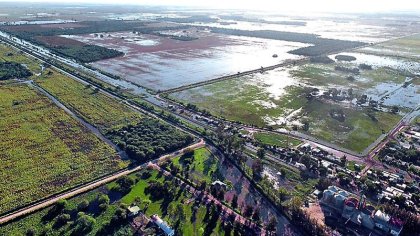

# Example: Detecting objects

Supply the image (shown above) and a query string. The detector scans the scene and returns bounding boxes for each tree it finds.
[252,207,261,222]
[318,166,328,177]
[252,159,263,180]
[266,216,277,234]
[57,213,71,224]
[231,194,238,209]
[77,200,90,212]
[75,212,96,233]
[25,228,36,236]
[257,148,266,159]
[55,199,68,212]
[341,155,347,166]
[278,187,289,201]
[98,195,110,212]
[244,205,253,218]
[116,176,135,193]
[98,194,110,205]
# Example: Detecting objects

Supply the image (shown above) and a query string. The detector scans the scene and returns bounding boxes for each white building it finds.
[151,214,175,236]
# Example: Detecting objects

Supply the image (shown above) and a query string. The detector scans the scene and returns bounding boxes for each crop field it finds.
[0,169,229,236]
[0,84,126,214]
[63,29,307,91]
[35,69,142,131]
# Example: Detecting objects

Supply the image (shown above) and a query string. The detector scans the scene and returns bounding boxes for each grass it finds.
[0,169,228,235]
[171,147,220,185]
[357,33,420,60]
[35,69,142,131]
[171,74,308,127]
[346,161,366,172]
[0,84,126,214]
[304,100,401,152]
[0,43,42,75]
[254,132,302,148]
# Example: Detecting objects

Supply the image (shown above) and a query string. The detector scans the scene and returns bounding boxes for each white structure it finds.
[151,214,175,236]
[374,210,390,231]
[127,205,140,216]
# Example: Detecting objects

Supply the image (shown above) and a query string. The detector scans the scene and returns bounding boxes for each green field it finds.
[0,43,42,75]
[35,69,142,131]
[357,33,420,60]
[0,169,228,236]
[171,148,221,185]
[171,74,308,127]
[303,100,401,152]
[253,132,302,148]
[0,84,126,214]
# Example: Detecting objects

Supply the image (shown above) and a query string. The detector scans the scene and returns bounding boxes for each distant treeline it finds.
[159,15,218,23]
[0,62,32,80]
[218,15,307,26]
[53,45,124,63]
[0,21,147,40]
[209,28,366,56]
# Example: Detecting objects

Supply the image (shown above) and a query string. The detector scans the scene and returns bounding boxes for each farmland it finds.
[0,84,126,214]
[35,69,142,131]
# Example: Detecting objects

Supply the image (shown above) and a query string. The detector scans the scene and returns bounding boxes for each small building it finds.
[389,217,404,236]
[211,180,227,190]
[374,210,391,232]
[128,205,140,217]
[151,214,175,236]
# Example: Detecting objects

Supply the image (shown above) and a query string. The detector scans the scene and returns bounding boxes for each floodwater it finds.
[331,52,420,75]
[66,31,308,91]
[366,82,420,109]
[189,18,393,43]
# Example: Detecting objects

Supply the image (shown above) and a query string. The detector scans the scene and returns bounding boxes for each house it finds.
[389,217,404,236]
[128,205,140,217]
[151,214,175,236]
[211,180,227,192]
[374,210,390,232]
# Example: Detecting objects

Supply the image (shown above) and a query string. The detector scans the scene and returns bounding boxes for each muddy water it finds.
[70,32,308,91]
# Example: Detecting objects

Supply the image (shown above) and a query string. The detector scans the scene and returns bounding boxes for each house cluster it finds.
[192,114,219,126]
[321,186,403,236]
[366,170,419,213]
[128,205,175,236]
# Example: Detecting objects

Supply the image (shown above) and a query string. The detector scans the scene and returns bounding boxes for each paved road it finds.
[0,139,205,226]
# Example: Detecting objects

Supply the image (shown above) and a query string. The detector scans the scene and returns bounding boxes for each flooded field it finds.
[188,15,420,43]
[63,29,308,90]
[171,34,419,152]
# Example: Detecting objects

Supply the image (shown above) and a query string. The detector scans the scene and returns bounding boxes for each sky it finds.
[4,0,420,13]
